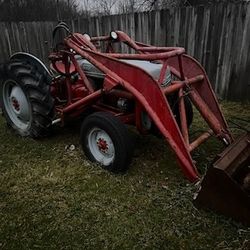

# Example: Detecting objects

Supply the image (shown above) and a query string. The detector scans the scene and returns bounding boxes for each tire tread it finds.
[0,59,54,138]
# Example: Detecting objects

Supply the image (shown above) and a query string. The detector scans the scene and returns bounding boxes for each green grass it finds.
[0,102,249,250]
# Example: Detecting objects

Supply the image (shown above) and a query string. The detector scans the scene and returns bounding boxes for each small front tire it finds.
[80,112,133,173]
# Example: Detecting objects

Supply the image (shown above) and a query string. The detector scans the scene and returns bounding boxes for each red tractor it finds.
[0,23,249,224]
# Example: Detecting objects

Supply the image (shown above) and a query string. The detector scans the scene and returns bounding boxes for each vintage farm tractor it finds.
[0,23,249,225]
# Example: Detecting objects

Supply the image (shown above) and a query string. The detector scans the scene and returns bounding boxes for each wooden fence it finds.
[0,2,249,100]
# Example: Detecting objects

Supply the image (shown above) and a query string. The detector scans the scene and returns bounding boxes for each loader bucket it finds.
[194,132,250,226]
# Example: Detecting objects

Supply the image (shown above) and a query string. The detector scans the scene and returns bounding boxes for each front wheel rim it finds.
[87,127,115,166]
[2,80,31,131]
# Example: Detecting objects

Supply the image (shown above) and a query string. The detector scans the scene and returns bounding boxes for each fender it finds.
[10,52,53,82]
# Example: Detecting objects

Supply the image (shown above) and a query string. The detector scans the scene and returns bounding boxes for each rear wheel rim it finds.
[2,80,31,131]
[87,127,115,166]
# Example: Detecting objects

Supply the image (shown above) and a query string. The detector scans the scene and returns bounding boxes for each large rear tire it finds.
[0,59,54,138]
[150,96,193,137]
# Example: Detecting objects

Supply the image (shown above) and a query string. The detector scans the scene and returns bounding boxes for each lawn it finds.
[0,102,249,250]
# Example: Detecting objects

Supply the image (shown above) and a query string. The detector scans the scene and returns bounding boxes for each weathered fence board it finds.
[0,3,249,100]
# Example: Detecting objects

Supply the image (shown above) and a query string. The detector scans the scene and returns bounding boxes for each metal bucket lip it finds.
[194,132,250,226]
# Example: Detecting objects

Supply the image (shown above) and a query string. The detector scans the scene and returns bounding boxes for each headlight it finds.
[110,31,118,40]
[83,33,91,41]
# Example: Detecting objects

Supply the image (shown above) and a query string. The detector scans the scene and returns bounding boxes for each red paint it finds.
[48,30,233,182]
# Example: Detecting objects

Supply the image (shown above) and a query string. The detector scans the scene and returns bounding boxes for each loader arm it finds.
[167,55,233,143]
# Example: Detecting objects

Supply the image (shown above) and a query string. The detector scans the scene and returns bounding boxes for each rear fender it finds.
[10,52,52,82]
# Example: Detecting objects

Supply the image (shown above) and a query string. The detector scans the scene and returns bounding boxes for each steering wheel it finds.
[52,22,71,52]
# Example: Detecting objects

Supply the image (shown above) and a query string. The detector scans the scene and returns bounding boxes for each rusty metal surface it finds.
[194,132,250,226]
[189,130,213,152]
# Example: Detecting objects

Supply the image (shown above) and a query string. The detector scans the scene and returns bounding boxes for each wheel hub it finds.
[9,86,30,121]
[87,128,115,166]
[97,138,109,152]
[2,80,31,131]
[11,97,20,111]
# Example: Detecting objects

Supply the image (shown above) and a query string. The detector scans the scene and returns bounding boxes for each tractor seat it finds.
[77,58,163,80]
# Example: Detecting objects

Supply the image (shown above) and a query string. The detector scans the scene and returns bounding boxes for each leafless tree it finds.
[116,0,138,14]
[1,0,245,21]
[0,0,79,21]
[135,0,184,11]
[78,0,95,16]
[94,0,119,15]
